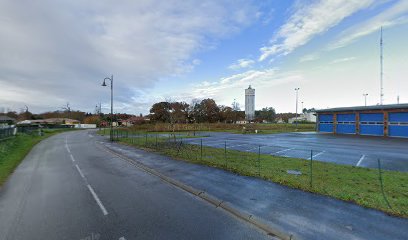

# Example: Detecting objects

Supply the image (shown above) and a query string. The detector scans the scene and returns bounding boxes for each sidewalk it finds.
[98,138,408,240]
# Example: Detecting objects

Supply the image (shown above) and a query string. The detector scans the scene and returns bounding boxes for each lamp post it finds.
[295,88,300,129]
[102,75,113,141]
[363,93,368,106]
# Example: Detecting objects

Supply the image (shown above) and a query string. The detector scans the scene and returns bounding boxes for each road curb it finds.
[98,141,295,240]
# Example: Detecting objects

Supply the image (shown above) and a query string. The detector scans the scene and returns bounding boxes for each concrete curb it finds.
[97,141,295,240]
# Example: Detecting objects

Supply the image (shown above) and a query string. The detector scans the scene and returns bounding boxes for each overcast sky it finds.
[1,0,407,114]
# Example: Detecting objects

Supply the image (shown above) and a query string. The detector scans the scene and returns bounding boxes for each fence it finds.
[101,129,408,217]
[0,127,16,140]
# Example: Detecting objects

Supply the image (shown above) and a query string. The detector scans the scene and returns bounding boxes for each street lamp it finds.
[295,88,300,129]
[363,93,368,106]
[101,75,113,141]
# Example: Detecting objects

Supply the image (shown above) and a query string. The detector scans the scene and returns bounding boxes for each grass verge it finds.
[0,129,75,186]
[109,134,408,218]
[124,122,316,134]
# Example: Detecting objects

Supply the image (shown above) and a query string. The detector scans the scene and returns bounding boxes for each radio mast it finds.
[380,26,384,105]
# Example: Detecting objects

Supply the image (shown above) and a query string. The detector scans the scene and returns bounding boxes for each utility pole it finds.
[380,26,384,105]
[363,93,368,106]
[397,95,400,104]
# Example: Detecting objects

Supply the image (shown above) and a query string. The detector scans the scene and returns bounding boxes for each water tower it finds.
[245,85,255,121]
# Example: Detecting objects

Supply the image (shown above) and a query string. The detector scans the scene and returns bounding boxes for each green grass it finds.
[113,135,408,218]
[0,129,75,186]
[123,122,316,134]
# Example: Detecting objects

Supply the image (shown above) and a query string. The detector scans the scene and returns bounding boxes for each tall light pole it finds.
[301,101,304,113]
[295,88,300,129]
[102,75,113,141]
[363,93,368,106]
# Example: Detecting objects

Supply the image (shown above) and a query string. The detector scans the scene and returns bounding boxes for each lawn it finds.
[0,129,75,186]
[110,134,408,218]
[119,122,316,134]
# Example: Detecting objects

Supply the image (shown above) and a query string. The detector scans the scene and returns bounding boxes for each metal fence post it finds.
[200,138,203,161]
[310,150,313,188]
[145,133,147,146]
[224,141,227,169]
[156,133,158,148]
[258,145,261,177]
[378,159,392,209]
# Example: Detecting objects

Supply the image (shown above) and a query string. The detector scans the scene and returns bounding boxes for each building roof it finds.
[0,115,16,122]
[315,103,408,113]
[17,118,80,125]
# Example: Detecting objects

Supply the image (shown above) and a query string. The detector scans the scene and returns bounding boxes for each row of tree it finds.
[149,99,278,123]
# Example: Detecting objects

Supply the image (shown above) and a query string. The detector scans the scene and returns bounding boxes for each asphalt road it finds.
[0,130,272,240]
[182,132,408,171]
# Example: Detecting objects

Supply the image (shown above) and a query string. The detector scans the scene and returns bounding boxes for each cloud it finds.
[189,68,302,102]
[299,54,320,63]
[0,0,259,113]
[228,58,256,70]
[328,0,408,50]
[259,0,373,61]
[329,57,356,64]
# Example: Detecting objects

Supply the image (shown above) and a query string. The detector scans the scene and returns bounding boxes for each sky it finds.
[0,0,407,115]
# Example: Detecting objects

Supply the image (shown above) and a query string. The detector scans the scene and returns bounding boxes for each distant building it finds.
[0,116,16,127]
[245,85,255,121]
[288,112,317,123]
[17,118,80,125]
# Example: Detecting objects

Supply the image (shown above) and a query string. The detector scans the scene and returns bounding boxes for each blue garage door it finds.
[336,113,356,134]
[388,112,408,138]
[359,113,384,136]
[318,114,333,133]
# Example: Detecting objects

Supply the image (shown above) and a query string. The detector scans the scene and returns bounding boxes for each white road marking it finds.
[356,155,365,167]
[87,184,108,216]
[308,151,325,160]
[65,137,71,153]
[75,164,85,179]
[69,154,76,162]
[227,143,248,148]
[119,237,126,240]
[88,134,93,138]
[274,148,294,154]
[245,146,263,152]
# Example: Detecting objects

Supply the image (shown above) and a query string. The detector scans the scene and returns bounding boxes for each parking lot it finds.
[182,132,408,172]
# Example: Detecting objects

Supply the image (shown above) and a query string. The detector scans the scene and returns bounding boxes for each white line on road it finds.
[245,146,263,152]
[87,184,108,216]
[75,164,85,179]
[274,148,293,154]
[119,237,126,240]
[356,155,365,167]
[227,143,248,149]
[69,154,75,162]
[308,151,325,160]
[65,137,71,153]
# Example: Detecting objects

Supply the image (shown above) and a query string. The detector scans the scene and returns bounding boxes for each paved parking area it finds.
[182,132,408,172]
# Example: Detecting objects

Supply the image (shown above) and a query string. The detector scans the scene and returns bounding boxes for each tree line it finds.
[148,99,278,123]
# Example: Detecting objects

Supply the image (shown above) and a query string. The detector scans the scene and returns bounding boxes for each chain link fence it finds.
[0,127,16,140]
[101,129,408,217]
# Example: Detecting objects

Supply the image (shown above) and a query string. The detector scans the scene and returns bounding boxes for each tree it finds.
[83,115,101,125]
[199,98,220,123]
[149,102,171,122]
[188,99,202,123]
[170,102,189,123]
[256,107,276,123]
[219,105,234,123]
